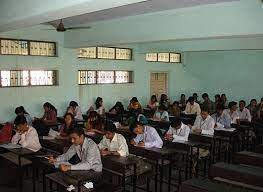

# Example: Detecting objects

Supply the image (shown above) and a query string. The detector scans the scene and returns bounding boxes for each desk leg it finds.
[32,166,36,192]
[168,159,172,192]
[133,164,137,192]
[78,181,81,192]
[43,169,46,192]
[159,159,164,192]
[196,148,199,178]
[154,161,158,192]
[190,147,193,179]
[122,172,126,192]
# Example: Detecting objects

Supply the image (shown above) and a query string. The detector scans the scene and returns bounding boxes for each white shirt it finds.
[184,102,201,115]
[134,125,163,148]
[166,123,190,142]
[98,133,129,157]
[193,115,215,136]
[153,110,169,122]
[11,126,41,152]
[237,108,252,122]
[223,109,239,124]
[74,106,83,120]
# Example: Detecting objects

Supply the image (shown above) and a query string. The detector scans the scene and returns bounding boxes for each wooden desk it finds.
[233,151,263,168]
[40,137,71,154]
[209,162,263,188]
[116,126,133,141]
[256,144,263,154]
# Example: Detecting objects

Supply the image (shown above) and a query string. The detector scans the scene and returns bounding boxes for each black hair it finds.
[95,97,103,109]
[14,115,27,126]
[193,93,198,97]
[15,106,29,115]
[173,101,179,105]
[202,93,209,98]
[151,95,158,102]
[170,117,182,128]
[250,99,257,103]
[216,104,225,111]
[43,102,57,115]
[158,104,167,111]
[228,101,237,109]
[180,94,185,98]
[131,97,138,102]
[132,121,144,130]
[188,96,194,102]
[69,101,78,107]
[201,106,210,113]
[67,127,85,136]
[239,100,246,105]
[160,94,168,102]
[109,101,124,113]
[64,113,75,120]
[88,111,98,118]
[104,121,117,133]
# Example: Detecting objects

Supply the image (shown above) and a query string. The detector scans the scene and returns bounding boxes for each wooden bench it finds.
[233,151,263,168]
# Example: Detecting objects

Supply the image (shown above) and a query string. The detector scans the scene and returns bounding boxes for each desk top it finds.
[0,152,32,166]
[102,155,138,166]
[8,147,36,156]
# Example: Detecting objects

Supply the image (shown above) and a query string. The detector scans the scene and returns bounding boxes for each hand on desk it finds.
[101,149,110,156]
[164,134,173,141]
[137,141,145,147]
[193,128,202,134]
[59,164,71,172]
[47,156,57,164]
[130,139,136,146]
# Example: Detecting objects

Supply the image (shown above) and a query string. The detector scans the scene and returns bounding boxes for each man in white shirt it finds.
[48,127,102,172]
[211,104,231,128]
[131,122,163,148]
[12,115,41,152]
[68,101,83,120]
[184,96,201,115]
[190,107,215,136]
[98,122,129,157]
[153,104,169,122]
[238,100,252,122]
[223,101,240,126]
[164,118,190,142]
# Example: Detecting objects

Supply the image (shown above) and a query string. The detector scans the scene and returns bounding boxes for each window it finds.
[146,53,158,62]
[0,38,56,57]
[78,47,132,60]
[0,70,58,87]
[146,52,181,63]
[78,70,133,85]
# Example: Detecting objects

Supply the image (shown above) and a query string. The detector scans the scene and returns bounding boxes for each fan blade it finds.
[66,26,91,30]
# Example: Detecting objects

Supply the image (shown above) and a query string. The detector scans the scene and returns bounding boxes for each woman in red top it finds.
[41,102,57,125]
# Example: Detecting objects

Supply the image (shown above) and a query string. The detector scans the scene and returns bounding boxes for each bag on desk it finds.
[0,123,13,143]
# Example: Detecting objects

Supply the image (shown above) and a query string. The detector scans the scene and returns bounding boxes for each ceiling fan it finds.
[46,19,91,32]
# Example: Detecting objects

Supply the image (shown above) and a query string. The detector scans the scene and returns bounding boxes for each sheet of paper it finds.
[0,143,21,149]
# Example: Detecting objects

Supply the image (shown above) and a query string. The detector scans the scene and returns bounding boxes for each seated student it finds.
[190,107,215,136]
[37,102,57,125]
[66,101,83,120]
[15,106,33,126]
[153,104,169,122]
[237,100,252,122]
[169,101,181,117]
[131,121,163,148]
[247,99,260,120]
[128,97,142,112]
[11,115,41,152]
[159,94,170,109]
[184,96,201,115]
[48,127,102,172]
[86,111,104,135]
[211,105,231,128]
[109,101,124,115]
[221,94,228,108]
[59,113,76,138]
[164,118,190,142]
[258,98,263,120]
[88,97,105,117]
[223,101,240,126]
[127,111,148,132]
[193,93,200,104]
[98,122,129,157]
[147,95,159,110]
[214,94,223,107]
[179,94,187,111]
[201,93,215,114]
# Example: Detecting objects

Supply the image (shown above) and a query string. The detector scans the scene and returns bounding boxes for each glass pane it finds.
[78,71,87,85]
[146,53,158,62]
[115,71,129,83]
[97,47,115,59]
[116,48,131,60]
[78,47,96,58]
[1,71,10,86]
[0,40,28,55]
[21,70,30,86]
[97,71,114,84]
[10,71,19,86]
[87,71,96,84]
[30,70,54,86]
[158,53,170,62]
[170,53,181,63]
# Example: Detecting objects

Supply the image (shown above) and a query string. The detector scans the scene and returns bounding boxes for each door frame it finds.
[149,71,169,99]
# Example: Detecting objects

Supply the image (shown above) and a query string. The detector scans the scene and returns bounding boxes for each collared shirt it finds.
[11,126,41,152]
[223,109,239,124]
[237,108,252,122]
[184,102,201,115]
[57,138,102,172]
[74,106,83,120]
[98,133,129,157]
[211,113,231,128]
[166,123,190,142]
[153,110,169,122]
[134,125,163,148]
[193,115,215,136]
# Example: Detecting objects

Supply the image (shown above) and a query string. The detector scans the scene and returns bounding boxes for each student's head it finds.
[158,104,166,112]
[180,94,186,100]
[201,107,209,120]
[221,94,227,101]
[170,118,182,130]
[88,111,98,121]
[130,97,138,103]
[95,97,103,109]
[215,94,221,102]
[64,113,74,125]
[104,122,117,140]
[228,101,237,112]
[151,95,157,102]
[15,106,28,115]
[250,99,257,107]
[68,127,85,145]
[160,94,168,102]
[172,101,179,107]
[239,100,246,110]
[115,101,123,109]
[133,122,145,135]
[14,115,29,134]
[188,96,195,105]
[202,93,209,101]
[43,102,57,115]
[69,101,78,111]
[216,105,224,115]
[193,93,198,100]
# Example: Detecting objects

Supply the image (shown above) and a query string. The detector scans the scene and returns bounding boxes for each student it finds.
[190,107,215,136]
[98,122,129,157]
[147,95,159,110]
[159,94,170,109]
[11,115,41,152]
[59,113,76,138]
[193,93,200,104]
[258,98,263,120]
[88,97,105,117]
[211,105,231,128]
[86,111,104,135]
[201,93,215,114]
[128,97,142,112]
[67,101,83,120]
[247,99,260,120]
[131,121,163,148]
[221,94,228,108]
[164,118,190,142]
[223,101,240,126]
[179,94,187,111]
[169,101,181,117]
[15,106,33,126]
[214,94,223,107]
[48,127,102,172]
[127,110,148,132]
[237,100,252,122]
[184,96,201,115]
[109,101,125,115]
[39,102,57,125]
[153,104,169,122]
